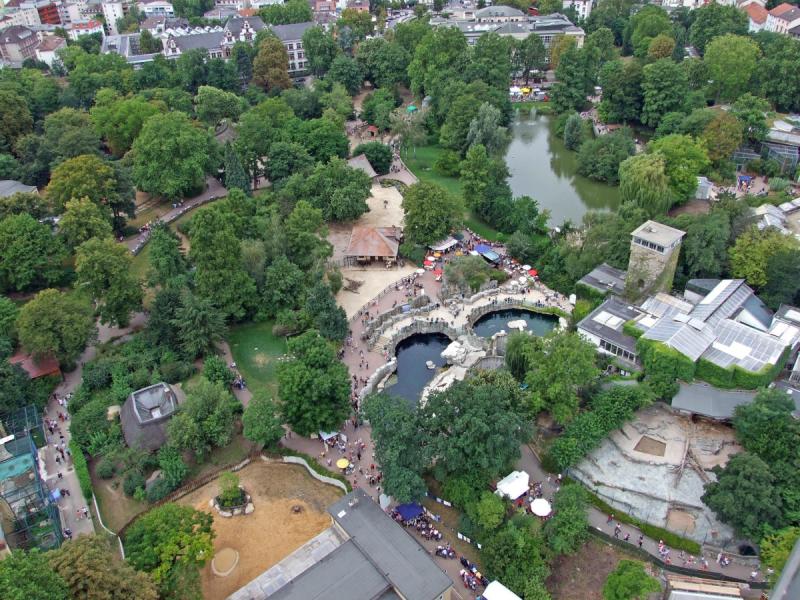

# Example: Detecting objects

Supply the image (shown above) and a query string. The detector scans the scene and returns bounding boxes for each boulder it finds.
[245,503,255,515]
[219,510,232,518]
[441,341,466,365]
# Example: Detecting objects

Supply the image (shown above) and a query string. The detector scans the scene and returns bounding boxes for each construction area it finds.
[570,403,740,544]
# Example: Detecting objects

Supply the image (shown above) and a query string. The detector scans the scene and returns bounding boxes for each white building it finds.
[137,0,174,17]
[562,0,592,20]
[35,32,66,66]
[744,2,768,32]
[101,0,125,35]
[766,2,800,33]
[67,18,104,38]
[0,5,41,27]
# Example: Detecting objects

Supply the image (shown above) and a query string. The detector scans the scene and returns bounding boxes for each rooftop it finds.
[475,5,524,17]
[131,383,177,423]
[8,352,60,379]
[345,226,401,259]
[120,383,180,451]
[577,296,642,355]
[670,381,756,420]
[577,262,626,296]
[0,180,36,198]
[270,21,314,42]
[630,220,685,246]
[328,489,452,600]
[745,2,768,23]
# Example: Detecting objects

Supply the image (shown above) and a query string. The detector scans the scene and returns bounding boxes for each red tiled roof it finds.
[9,352,61,379]
[769,2,795,16]
[746,3,768,23]
[345,226,401,258]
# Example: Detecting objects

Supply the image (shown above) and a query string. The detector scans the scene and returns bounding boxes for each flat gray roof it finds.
[578,263,626,296]
[670,381,756,420]
[269,540,391,600]
[577,296,642,355]
[328,489,452,600]
[630,220,685,246]
[0,180,36,197]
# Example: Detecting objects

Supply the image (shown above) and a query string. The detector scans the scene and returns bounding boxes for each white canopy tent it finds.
[483,581,523,600]
[429,237,459,252]
[495,470,530,500]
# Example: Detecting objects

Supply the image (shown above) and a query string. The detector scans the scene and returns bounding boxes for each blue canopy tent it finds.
[395,502,424,521]
[474,243,491,254]
[738,175,752,184]
[475,243,501,264]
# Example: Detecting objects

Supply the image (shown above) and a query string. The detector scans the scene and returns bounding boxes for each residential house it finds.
[136,0,174,17]
[562,0,592,20]
[67,18,103,38]
[577,295,643,369]
[0,24,39,61]
[345,0,369,12]
[744,1,768,31]
[766,2,800,33]
[0,0,42,27]
[34,31,65,65]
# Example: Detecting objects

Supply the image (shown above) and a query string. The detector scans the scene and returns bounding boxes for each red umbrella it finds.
[423,260,433,267]
[433,268,443,276]
[528,269,538,276]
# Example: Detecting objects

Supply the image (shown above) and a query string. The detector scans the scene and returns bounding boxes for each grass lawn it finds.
[401,145,506,242]
[227,321,287,394]
[189,433,254,480]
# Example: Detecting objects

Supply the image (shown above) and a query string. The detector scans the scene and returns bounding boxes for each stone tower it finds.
[625,220,685,300]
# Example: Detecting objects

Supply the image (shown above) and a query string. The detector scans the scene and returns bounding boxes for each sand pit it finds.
[666,509,696,534]
[633,436,666,457]
[336,265,418,318]
[178,462,343,600]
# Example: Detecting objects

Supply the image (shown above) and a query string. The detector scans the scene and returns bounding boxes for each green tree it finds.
[733,388,800,466]
[523,579,553,600]
[680,210,731,280]
[512,34,546,84]
[0,549,68,600]
[704,34,760,102]
[236,97,294,187]
[58,197,113,249]
[292,117,349,162]
[761,527,800,584]
[649,134,710,202]
[259,0,312,24]
[356,37,410,88]
[628,5,672,58]
[647,34,675,60]
[641,59,688,128]
[598,60,643,124]
[482,523,550,597]
[519,330,600,424]
[202,354,234,386]
[444,255,498,294]
[544,484,589,554]
[467,102,509,155]
[46,154,124,216]
[360,87,396,131]
[688,2,748,55]
[468,32,512,91]
[0,213,67,291]
[304,278,348,341]
[0,89,33,153]
[702,453,784,540]
[49,535,159,600]
[549,35,577,70]
[408,27,468,98]
[731,93,770,145]
[619,152,673,216]
[147,223,186,287]
[194,85,241,125]
[124,503,214,599]
[277,330,351,436]
[473,491,506,531]
[75,237,143,327]
[729,226,798,288]
[252,36,292,92]
[762,248,800,309]
[90,93,163,157]
[563,113,584,151]
[158,445,189,488]
[287,156,371,222]
[302,26,338,76]
[352,141,392,175]
[132,112,216,200]
[339,8,374,40]
[576,129,635,184]
[284,200,333,270]
[402,181,463,246]
[0,294,17,340]
[326,55,364,95]
[602,560,660,600]
[189,206,257,320]
[223,142,250,193]
[701,112,743,164]
[243,389,284,448]
[265,141,313,183]
[170,292,227,358]
[167,378,239,458]
[754,32,800,113]
[17,289,95,364]
[550,45,588,114]
[42,107,102,164]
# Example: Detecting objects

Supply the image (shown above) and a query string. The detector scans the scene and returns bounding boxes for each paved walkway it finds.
[40,312,148,541]
[125,176,228,254]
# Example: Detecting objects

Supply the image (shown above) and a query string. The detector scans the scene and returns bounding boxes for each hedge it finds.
[622,320,643,339]
[575,282,607,305]
[636,338,695,399]
[70,439,93,500]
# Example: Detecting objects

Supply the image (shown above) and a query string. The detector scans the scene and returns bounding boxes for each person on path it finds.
[638,535,643,549]
[614,523,621,538]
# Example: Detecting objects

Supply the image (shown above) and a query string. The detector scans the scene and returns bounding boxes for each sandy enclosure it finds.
[177,462,343,600]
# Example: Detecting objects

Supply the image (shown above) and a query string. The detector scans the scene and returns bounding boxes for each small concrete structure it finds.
[120,382,179,452]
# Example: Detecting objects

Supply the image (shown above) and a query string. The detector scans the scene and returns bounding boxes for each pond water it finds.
[385,333,450,406]
[472,308,558,338]
[504,112,621,226]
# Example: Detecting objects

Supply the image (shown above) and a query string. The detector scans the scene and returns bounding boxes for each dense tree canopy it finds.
[402,181,463,246]
[17,289,95,364]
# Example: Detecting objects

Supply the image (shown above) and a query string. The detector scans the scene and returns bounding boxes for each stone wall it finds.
[279,455,349,493]
[383,320,461,356]
[358,358,398,402]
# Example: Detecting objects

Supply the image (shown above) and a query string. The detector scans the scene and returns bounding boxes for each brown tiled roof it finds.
[37,35,66,52]
[9,352,61,379]
[345,226,401,258]
[770,2,795,16]
[746,3,768,23]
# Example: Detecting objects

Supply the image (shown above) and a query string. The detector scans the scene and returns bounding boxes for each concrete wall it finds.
[280,455,348,493]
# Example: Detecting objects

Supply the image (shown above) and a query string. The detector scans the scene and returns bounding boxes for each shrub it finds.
[399,241,426,265]
[158,446,188,488]
[145,478,174,503]
[217,472,244,507]
[70,440,93,499]
[95,458,115,479]
[159,360,194,383]
[203,354,234,386]
[434,150,462,176]
[123,471,146,497]
[352,141,393,175]
[636,338,695,399]
[70,398,113,452]
[82,360,114,391]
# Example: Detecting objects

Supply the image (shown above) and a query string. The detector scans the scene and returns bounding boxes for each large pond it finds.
[472,308,558,338]
[504,112,621,226]
[384,333,450,406]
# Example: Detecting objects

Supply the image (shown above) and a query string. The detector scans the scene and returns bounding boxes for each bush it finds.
[123,471,146,497]
[70,440,93,499]
[203,355,233,386]
[81,360,114,391]
[70,398,113,452]
[145,478,174,503]
[433,150,462,176]
[158,446,188,488]
[159,360,194,383]
[95,458,115,479]
[636,338,695,399]
[218,471,244,507]
[399,241,426,265]
[770,177,790,193]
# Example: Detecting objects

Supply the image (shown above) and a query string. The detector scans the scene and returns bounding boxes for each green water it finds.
[505,113,621,226]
